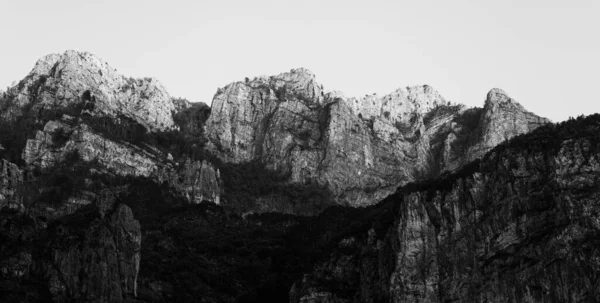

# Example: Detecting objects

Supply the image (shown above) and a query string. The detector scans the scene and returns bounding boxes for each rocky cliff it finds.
[19,115,222,213]
[206,69,549,207]
[0,159,22,209]
[1,50,177,132]
[0,203,141,303]
[0,52,549,211]
[1,50,597,303]
[290,114,600,303]
[0,51,222,214]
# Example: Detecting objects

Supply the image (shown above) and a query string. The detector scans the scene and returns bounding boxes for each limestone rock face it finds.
[2,50,177,132]
[43,204,142,303]
[22,117,223,208]
[205,70,549,207]
[477,88,550,151]
[0,204,142,303]
[290,116,600,302]
[0,159,22,209]
[422,89,551,173]
[347,84,446,122]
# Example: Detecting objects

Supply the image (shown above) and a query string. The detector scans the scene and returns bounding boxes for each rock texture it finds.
[206,69,549,206]
[21,116,223,207]
[0,203,142,303]
[1,52,550,210]
[43,204,141,303]
[290,115,600,302]
[1,50,177,132]
[0,159,22,209]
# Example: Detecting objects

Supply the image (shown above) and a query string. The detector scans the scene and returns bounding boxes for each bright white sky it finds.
[1,0,598,122]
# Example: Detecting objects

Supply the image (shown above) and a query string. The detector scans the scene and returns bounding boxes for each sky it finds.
[0,0,598,122]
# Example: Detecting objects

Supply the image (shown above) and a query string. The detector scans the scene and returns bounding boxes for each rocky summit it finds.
[206,68,549,207]
[2,50,177,132]
[1,50,597,303]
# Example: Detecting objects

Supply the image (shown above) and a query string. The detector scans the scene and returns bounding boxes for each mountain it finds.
[206,68,549,209]
[290,114,600,302]
[2,50,588,303]
[1,51,549,216]
[0,50,223,218]
[1,50,176,131]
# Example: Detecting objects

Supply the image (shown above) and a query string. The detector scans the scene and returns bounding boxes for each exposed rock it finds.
[290,115,600,302]
[476,88,550,151]
[0,203,142,303]
[0,159,22,209]
[21,117,222,208]
[1,50,177,132]
[170,158,223,204]
[42,204,141,303]
[205,70,549,207]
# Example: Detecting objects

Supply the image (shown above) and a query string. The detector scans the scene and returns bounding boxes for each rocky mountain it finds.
[2,50,590,303]
[290,114,600,302]
[0,159,22,209]
[1,51,548,215]
[0,50,223,218]
[0,201,141,302]
[1,50,177,132]
[206,69,549,207]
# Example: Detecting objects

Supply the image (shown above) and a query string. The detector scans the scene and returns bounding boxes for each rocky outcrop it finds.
[0,159,22,209]
[42,204,141,303]
[0,203,141,303]
[22,116,223,207]
[290,115,600,302]
[22,116,164,176]
[170,158,223,204]
[206,69,549,207]
[1,52,550,210]
[1,50,177,132]
[477,88,550,150]
[423,89,551,173]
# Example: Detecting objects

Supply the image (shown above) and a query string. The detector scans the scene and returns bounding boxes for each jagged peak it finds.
[25,50,171,91]
[32,50,108,74]
[31,53,61,76]
[216,67,324,105]
[4,50,178,132]
[287,67,315,78]
[486,88,512,104]
[385,84,448,113]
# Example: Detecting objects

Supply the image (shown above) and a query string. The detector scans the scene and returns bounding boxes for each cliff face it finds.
[206,69,549,206]
[0,51,222,213]
[0,159,22,209]
[1,52,549,210]
[20,116,222,211]
[0,203,141,303]
[290,115,600,302]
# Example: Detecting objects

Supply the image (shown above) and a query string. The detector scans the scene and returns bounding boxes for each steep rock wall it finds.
[0,203,142,303]
[206,69,549,207]
[0,159,22,209]
[22,117,223,208]
[291,116,600,302]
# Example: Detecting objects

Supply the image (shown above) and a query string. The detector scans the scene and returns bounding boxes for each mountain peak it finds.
[405,84,447,112]
[31,53,61,76]
[6,50,177,132]
[288,67,315,77]
[486,88,516,106]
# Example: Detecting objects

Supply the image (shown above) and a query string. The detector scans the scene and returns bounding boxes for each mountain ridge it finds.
[0,50,550,212]
[1,50,598,303]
